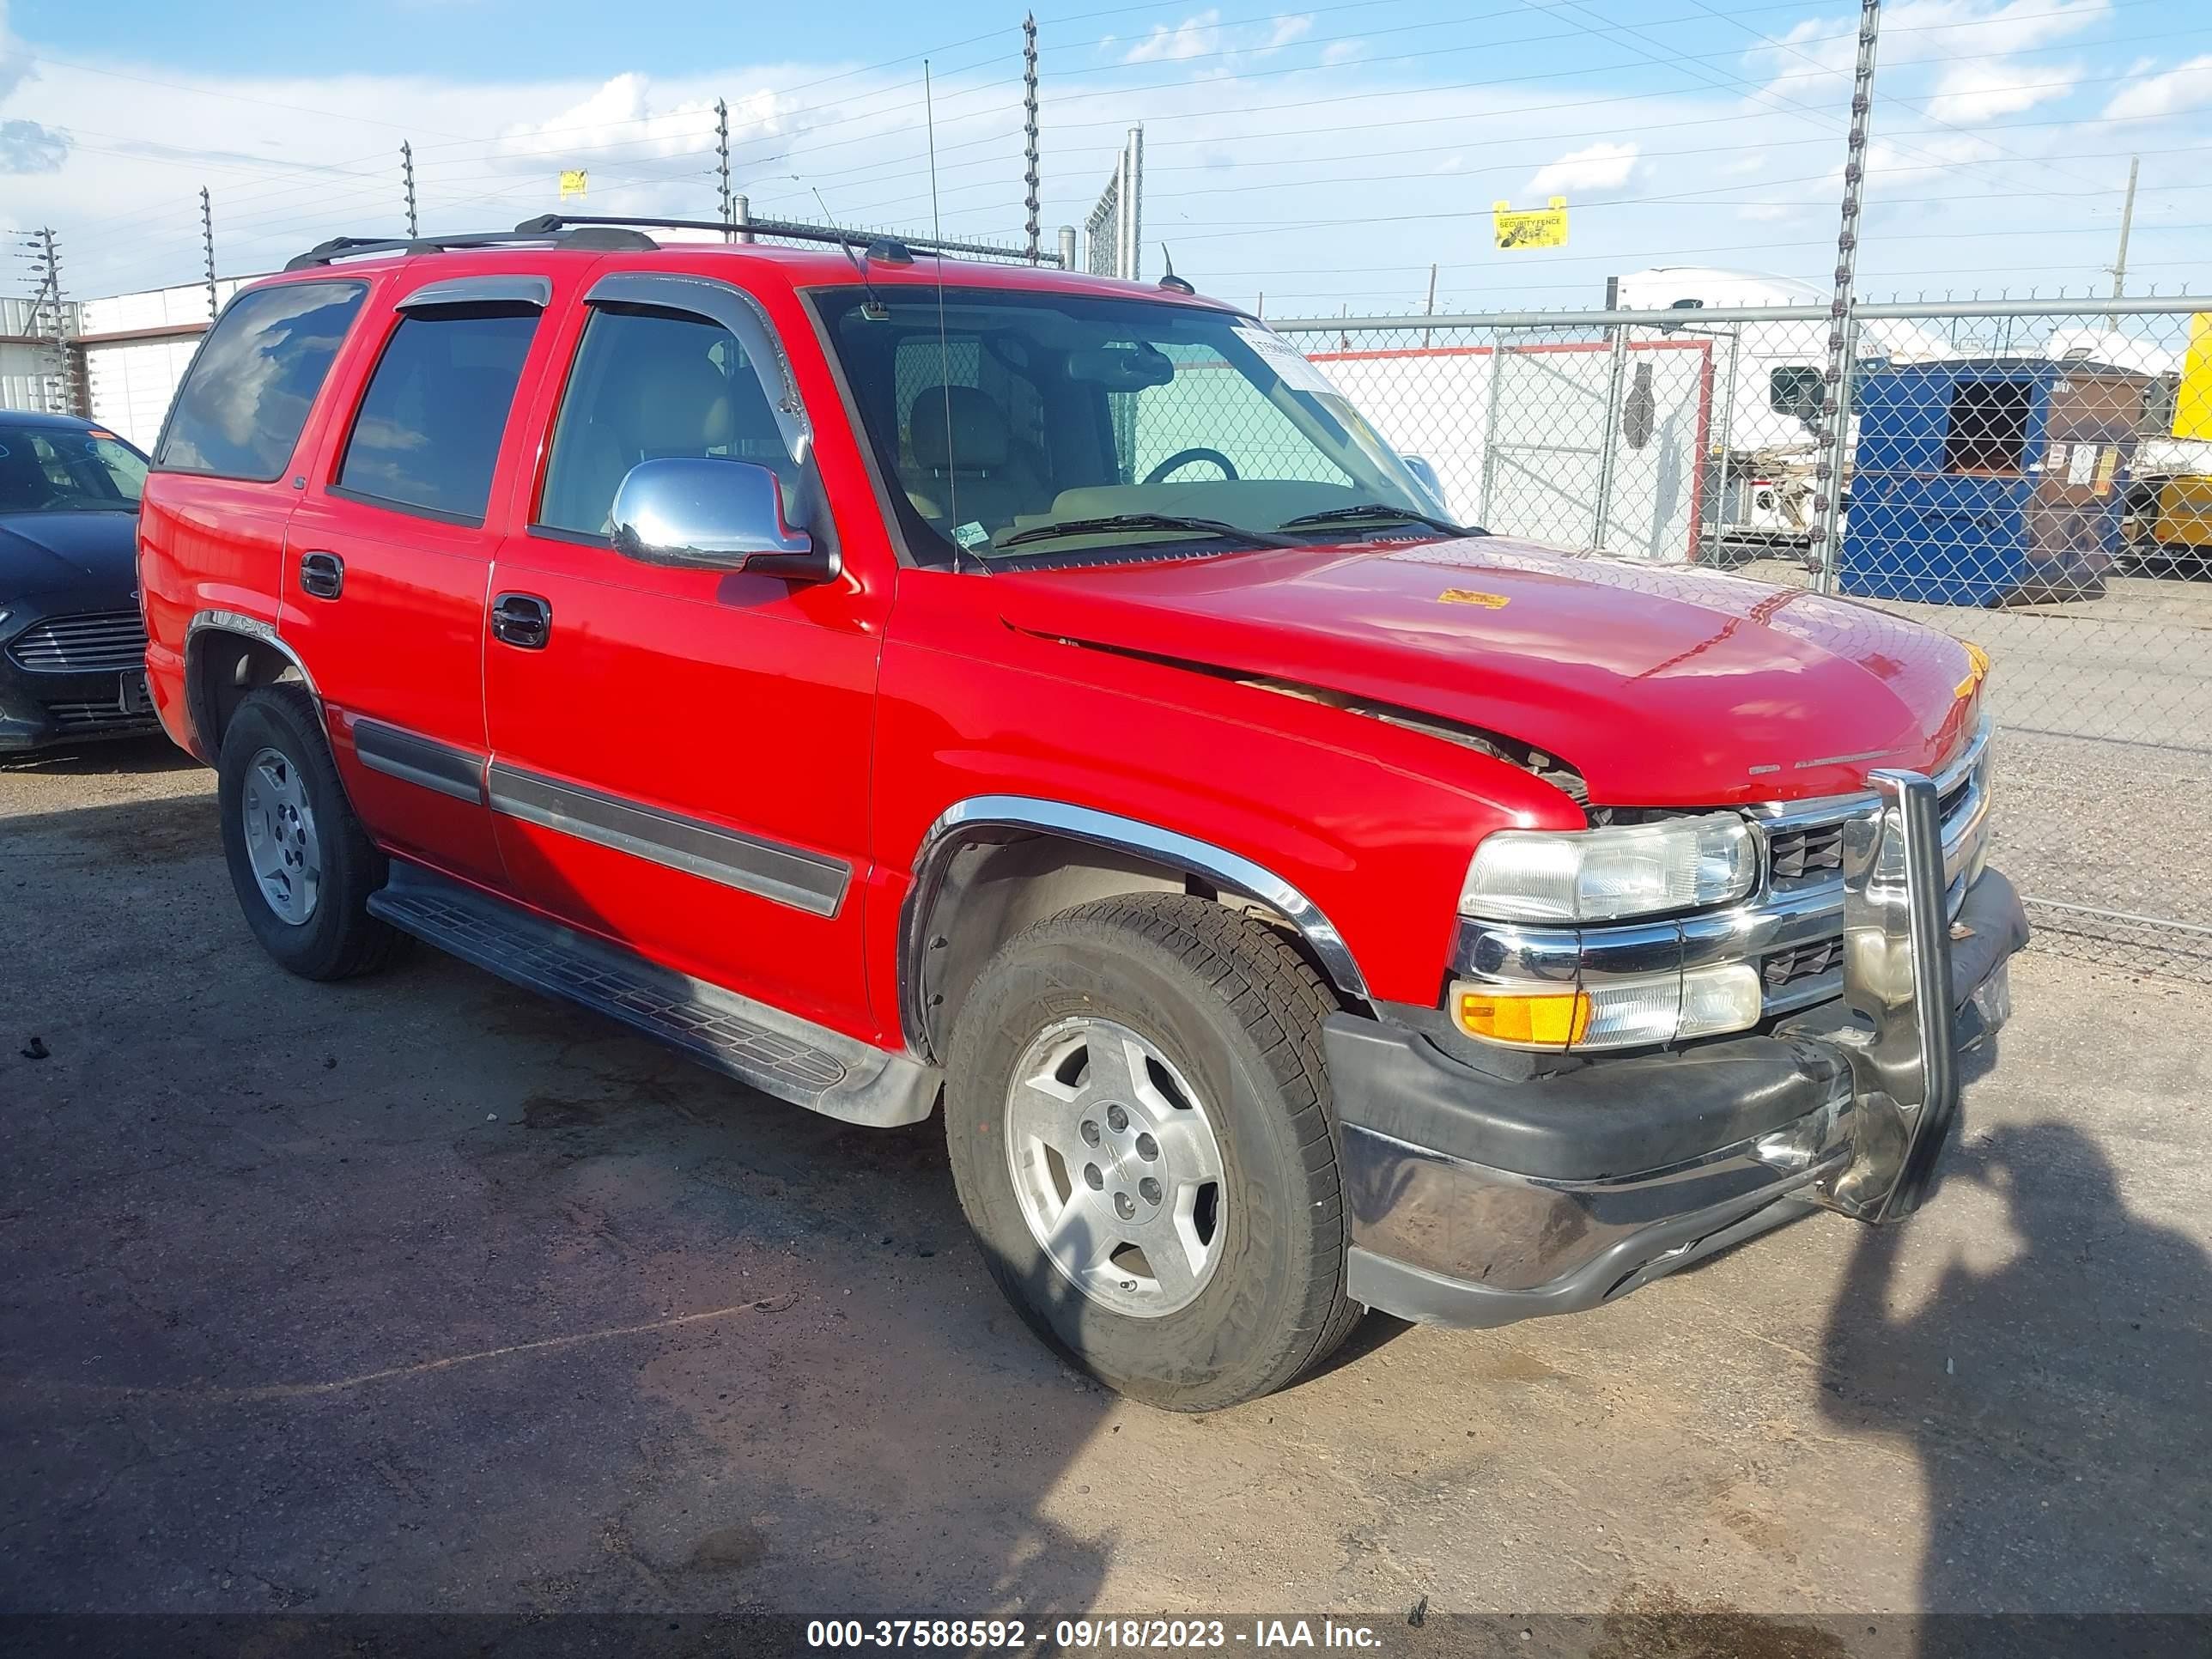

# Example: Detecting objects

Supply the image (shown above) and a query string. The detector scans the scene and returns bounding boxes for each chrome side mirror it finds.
[610,457,832,580]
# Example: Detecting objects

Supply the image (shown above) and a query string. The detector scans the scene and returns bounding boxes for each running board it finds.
[368,862,940,1127]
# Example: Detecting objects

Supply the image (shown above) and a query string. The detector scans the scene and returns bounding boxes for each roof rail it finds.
[283,224,658,271]
[512,213,1063,268]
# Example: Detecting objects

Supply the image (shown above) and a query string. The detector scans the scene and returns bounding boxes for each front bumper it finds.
[1330,801,2029,1330]
[0,595,158,753]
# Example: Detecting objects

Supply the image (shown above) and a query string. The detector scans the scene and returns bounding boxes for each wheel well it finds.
[909,830,1346,1059]
[187,629,310,758]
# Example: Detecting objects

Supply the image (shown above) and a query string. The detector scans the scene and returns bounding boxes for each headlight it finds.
[1458,814,1758,923]
[1452,962,1765,1052]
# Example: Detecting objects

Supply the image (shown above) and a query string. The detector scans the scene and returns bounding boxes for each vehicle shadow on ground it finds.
[1817,1109,2212,1624]
[1,788,1124,1617]
[0,732,194,776]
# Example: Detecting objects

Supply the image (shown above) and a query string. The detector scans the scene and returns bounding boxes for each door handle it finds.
[299,550,344,600]
[491,592,552,650]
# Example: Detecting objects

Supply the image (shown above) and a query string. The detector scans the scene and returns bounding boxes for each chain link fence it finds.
[1277,298,2212,979]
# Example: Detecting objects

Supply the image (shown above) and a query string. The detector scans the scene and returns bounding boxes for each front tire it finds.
[217,685,398,981]
[944,894,1361,1411]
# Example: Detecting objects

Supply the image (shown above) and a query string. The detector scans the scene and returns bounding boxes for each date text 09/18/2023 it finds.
[805,1617,1388,1650]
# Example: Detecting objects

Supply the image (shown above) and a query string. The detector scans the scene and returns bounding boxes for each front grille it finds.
[1765,820,1844,883]
[8,611,148,674]
[46,699,154,733]
[1746,723,1993,1014]
[1762,936,1843,990]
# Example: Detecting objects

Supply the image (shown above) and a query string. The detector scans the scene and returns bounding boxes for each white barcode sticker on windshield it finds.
[1233,324,1344,401]
[953,520,991,550]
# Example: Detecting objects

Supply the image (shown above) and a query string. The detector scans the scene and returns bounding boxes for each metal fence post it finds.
[1811,0,1884,594]
[1480,325,1509,526]
[1811,309,1859,592]
[1591,319,1629,551]
[1709,325,1740,564]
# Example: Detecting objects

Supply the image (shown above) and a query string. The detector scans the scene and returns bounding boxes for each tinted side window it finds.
[336,306,538,523]
[155,281,367,481]
[538,307,792,537]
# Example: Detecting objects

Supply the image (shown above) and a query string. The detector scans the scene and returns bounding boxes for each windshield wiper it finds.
[992,513,1300,552]
[1278,502,1480,538]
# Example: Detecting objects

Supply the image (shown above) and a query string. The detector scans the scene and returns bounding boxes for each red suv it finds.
[139,216,2026,1411]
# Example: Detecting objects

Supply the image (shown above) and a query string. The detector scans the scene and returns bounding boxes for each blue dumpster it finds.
[1841,357,2150,605]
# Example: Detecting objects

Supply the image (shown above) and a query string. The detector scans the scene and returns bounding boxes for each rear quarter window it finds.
[155,281,368,482]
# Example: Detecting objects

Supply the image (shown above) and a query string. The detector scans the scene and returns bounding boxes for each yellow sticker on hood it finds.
[1954,639,1991,701]
[1439,588,1510,609]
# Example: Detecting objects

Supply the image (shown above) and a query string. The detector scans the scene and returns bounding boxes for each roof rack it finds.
[283,214,1066,274]
[283,224,657,271]
[513,213,1066,269]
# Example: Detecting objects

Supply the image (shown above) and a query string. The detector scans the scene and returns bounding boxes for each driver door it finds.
[483,273,886,1040]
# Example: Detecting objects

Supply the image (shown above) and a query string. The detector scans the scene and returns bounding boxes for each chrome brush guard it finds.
[1818,769,1962,1222]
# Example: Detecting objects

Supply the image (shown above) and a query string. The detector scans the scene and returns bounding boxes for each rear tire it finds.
[944,893,1362,1412]
[217,685,398,981]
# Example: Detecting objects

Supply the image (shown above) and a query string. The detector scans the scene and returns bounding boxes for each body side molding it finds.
[486,762,850,918]
[352,717,487,804]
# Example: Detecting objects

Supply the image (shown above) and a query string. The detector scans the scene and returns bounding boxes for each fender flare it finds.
[182,610,322,758]
[898,793,1371,1055]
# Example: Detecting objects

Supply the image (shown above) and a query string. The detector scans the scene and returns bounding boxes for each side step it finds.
[368,861,941,1127]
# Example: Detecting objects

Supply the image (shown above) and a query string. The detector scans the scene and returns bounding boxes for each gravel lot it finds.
[3,739,2208,1644]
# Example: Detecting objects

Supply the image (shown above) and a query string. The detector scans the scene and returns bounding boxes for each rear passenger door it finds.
[283,273,555,891]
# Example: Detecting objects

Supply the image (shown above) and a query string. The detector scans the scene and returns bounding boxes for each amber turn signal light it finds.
[1454,987,1593,1049]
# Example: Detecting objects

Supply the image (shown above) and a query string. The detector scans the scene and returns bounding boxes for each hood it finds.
[0,510,142,600]
[995,537,1984,807]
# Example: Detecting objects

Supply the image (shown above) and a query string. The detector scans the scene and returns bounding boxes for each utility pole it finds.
[2110,154,2139,298]
[402,142,418,239]
[1022,14,1042,262]
[1809,0,1882,595]
[715,99,733,234]
[1422,262,1437,349]
[201,187,219,322]
[27,228,79,416]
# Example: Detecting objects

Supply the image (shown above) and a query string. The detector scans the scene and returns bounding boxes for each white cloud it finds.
[0,0,70,173]
[1527,141,1638,196]
[1123,10,1222,65]
[1746,0,2110,126]
[1267,15,1313,49]
[491,71,731,170]
[2101,53,2212,122]
[1923,58,2082,124]
[1318,40,1362,66]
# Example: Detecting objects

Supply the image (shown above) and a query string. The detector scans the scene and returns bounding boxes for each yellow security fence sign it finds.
[558,169,589,203]
[2176,313,2212,440]
[1492,196,1569,250]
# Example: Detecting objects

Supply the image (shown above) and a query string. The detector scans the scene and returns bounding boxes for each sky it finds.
[2,0,2208,313]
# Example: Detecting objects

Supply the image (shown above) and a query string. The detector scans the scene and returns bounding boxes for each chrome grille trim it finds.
[8,611,149,674]
[1452,719,1996,1024]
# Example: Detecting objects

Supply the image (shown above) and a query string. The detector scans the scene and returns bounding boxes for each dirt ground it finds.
[3,738,2208,1641]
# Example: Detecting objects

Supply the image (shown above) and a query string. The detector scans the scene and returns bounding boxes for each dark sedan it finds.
[0,412,158,753]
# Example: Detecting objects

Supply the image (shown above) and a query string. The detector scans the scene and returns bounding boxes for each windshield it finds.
[0,423,149,513]
[817,286,1443,564]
